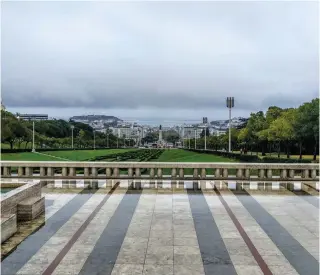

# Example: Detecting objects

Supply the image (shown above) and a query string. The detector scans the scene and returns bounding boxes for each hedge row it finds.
[186,149,313,163]
[86,149,163,162]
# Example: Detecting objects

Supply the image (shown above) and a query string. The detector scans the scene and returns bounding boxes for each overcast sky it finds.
[1,1,318,124]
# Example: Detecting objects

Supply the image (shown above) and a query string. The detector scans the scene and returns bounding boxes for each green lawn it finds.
[151,149,233,175]
[42,149,136,161]
[1,152,62,161]
[1,149,136,161]
[155,149,234,162]
[1,148,234,163]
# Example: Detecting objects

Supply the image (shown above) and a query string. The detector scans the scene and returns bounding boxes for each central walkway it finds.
[1,180,319,275]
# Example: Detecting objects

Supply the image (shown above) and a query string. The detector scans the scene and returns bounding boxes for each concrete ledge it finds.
[17,196,45,221]
[1,161,319,169]
[1,181,42,217]
[1,214,17,244]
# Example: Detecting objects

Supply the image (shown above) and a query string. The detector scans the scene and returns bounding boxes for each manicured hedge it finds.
[261,157,312,163]
[186,149,259,162]
[185,149,314,163]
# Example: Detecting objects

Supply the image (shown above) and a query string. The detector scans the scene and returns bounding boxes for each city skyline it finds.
[2,1,318,120]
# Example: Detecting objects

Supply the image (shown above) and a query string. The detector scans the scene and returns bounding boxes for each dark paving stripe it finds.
[78,184,143,275]
[303,183,319,192]
[1,188,98,275]
[213,187,272,275]
[234,189,319,275]
[42,182,121,275]
[187,189,237,275]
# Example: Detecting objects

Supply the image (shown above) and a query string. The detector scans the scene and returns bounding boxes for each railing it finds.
[1,161,319,181]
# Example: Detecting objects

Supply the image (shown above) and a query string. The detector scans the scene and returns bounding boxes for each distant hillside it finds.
[210,117,248,130]
[70,115,122,122]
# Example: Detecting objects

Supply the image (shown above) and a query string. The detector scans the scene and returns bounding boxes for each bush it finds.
[185,149,259,162]
[184,149,315,163]
[261,157,312,163]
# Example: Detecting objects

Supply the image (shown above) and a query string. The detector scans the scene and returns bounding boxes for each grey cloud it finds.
[1,1,318,119]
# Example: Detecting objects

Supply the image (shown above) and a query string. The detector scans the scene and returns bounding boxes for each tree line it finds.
[1,110,133,149]
[1,98,318,159]
[188,98,319,160]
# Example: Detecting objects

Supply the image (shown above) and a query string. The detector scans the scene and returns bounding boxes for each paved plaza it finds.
[1,180,319,275]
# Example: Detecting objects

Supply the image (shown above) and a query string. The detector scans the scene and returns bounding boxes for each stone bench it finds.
[17,196,45,221]
[1,214,17,243]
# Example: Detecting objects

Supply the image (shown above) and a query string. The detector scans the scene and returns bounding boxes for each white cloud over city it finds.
[1,1,318,122]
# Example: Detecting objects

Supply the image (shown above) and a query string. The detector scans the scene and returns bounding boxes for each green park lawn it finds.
[155,149,233,162]
[1,149,136,161]
[1,148,233,162]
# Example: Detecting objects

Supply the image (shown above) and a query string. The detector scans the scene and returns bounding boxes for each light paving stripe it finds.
[78,181,143,275]
[143,190,174,274]
[269,182,319,238]
[1,188,96,275]
[230,185,319,275]
[45,194,78,220]
[187,185,237,275]
[285,182,319,209]
[203,187,267,275]
[52,187,126,275]
[112,189,156,274]
[216,182,300,275]
[172,189,205,275]
[15,191,109,275]
[245,190,319,261]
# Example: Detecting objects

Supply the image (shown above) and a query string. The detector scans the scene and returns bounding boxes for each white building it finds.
[182,125,202,139]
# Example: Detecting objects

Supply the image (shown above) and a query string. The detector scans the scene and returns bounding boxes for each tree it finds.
[267,110,296,158]
[163,130,180,144]
[238,128,249,151]
[265,106,283,125]
[200,128,210,138]
[246,111,268,155]
[295,98,319,160]
[141,132,158,144]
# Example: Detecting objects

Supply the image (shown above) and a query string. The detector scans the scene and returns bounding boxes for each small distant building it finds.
[17,114,48,121]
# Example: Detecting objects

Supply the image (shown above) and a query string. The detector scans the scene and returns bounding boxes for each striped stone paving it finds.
[1,180,319,275]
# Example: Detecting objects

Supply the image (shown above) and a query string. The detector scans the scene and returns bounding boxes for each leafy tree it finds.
[246,111,267,155]
[200,128,210,138]
[295,98,319,160]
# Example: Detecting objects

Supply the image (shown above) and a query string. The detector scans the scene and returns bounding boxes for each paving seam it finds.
[78,181,143,275]
[1,187,98,274]
[42,181,121,275]
[233,187,319,275]
[212,184,273,275]
[187,184,237,275]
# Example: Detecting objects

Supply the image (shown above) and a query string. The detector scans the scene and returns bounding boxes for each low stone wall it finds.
[1,161,319,181]
[1,180,45,243]
[1,181,42,217]
[1,214,17,244]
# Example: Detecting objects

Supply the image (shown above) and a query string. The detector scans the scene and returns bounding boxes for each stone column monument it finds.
[158,125,163,142]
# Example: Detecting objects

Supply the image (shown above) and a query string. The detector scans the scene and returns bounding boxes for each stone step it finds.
[17,196,45,221]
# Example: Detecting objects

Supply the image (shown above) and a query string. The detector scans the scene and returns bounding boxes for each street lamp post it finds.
[226,97,235,152]
[194,128,197,149]
[188,137,190,149]
[32,121,36,152]
[93,130,96,150]
[71,125,74,149]
[203,117,208,150]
